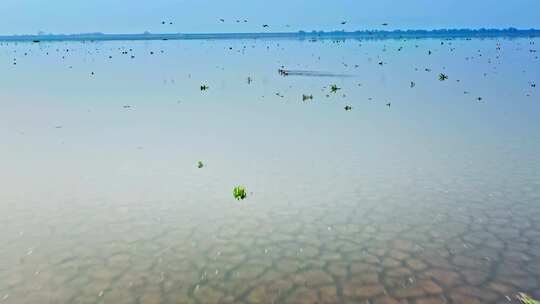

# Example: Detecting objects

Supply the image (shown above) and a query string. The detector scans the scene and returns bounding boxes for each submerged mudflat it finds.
[0,37,539,303]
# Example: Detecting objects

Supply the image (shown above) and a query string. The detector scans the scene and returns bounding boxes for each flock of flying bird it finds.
[158,19,390,29]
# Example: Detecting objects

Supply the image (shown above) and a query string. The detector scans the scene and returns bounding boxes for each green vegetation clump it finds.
[233,186,247,200]
[518,293,540,304]
[302,94,313,101]
[330,84,341,93]
[438,73,448,81]
[197,161,204,168]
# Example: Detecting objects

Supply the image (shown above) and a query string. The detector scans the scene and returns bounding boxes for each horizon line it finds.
[1,28,539,42]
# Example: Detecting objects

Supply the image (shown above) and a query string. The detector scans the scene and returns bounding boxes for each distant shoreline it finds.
[1,28,539,42]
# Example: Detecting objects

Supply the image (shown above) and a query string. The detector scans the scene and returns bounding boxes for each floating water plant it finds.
[518,293,540,304]
[330,84,341,93]
[302,94,313,101]
[197,161,204,169]
[438,73,448,81]
[233,186,247,200]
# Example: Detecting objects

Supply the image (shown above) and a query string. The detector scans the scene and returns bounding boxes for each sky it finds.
[1,0,539,35]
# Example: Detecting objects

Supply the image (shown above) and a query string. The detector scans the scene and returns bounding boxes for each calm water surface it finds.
[0,37,539,303]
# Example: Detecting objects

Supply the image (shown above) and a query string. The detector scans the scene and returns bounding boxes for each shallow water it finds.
[0,37,539,303]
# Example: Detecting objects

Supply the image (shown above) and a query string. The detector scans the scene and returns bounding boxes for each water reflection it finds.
[0,37,539,303]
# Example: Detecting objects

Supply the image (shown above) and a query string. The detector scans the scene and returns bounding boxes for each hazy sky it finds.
[1,0,539,35]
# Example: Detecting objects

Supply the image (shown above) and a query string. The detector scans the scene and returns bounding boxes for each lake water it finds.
[0,37,539,303]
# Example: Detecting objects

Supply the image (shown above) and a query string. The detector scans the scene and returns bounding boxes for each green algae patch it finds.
[233,186,247,200]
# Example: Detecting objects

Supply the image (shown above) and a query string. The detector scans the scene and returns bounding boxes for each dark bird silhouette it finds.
[386,102,391,107]
[200,85,209,91]
[382,23,388,26]
[262,24,269,28]
[344,105,352,111]
[341,21,347,25]
[219,19,225,22]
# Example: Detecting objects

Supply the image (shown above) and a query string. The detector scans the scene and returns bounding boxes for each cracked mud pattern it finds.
[1,182,539,304]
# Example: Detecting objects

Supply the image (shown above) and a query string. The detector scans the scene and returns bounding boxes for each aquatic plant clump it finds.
[330,84,341,93]
[518,293,540,304]
[233,186,247,200]
[197,161,204,168]
[302,94,313,101]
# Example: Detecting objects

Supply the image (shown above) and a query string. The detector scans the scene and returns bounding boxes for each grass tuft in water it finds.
[518,293,540,304]
[330,84,341,93]
[233,186,247,200]
[302,94,313,101]
[197,161,204,169]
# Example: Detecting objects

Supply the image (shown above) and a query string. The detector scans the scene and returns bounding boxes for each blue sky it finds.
[1,0,539,35]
